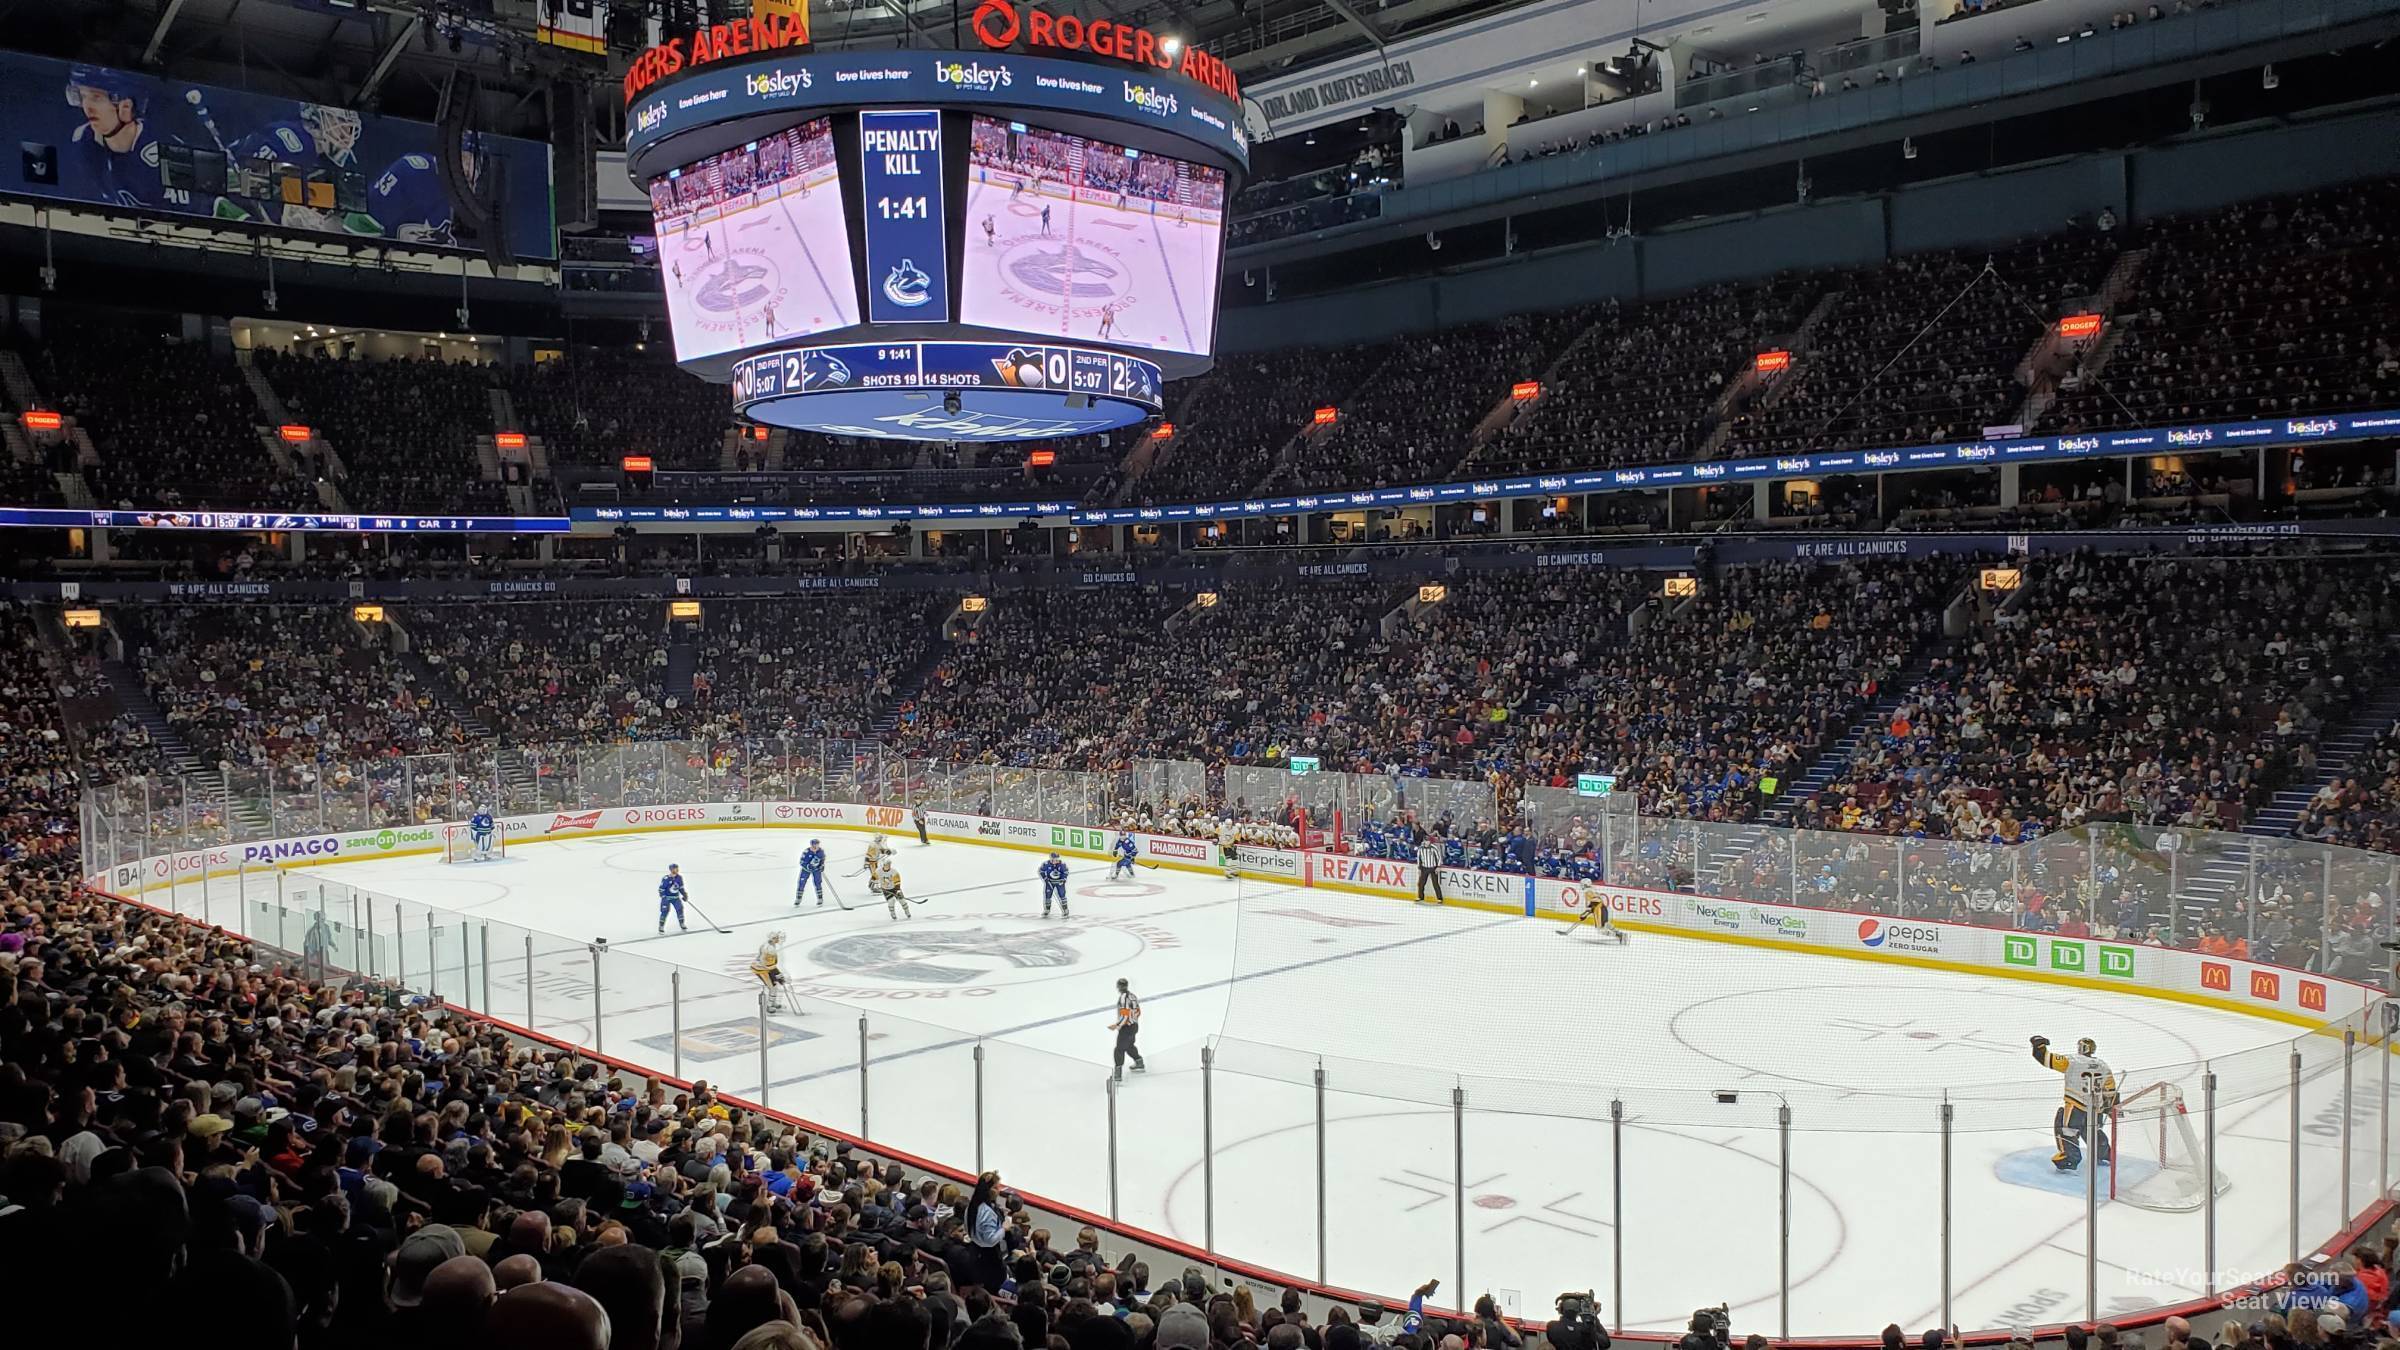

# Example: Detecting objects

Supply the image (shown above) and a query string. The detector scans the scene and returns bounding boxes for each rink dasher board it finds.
[87,798,2387,1036]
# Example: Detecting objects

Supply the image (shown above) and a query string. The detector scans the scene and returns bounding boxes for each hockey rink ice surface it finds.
[658,164,858,359]
[242,831,2383,1334]
[959,181,1220,355]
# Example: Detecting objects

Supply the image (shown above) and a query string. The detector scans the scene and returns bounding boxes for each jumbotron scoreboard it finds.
[622,9,1248,442]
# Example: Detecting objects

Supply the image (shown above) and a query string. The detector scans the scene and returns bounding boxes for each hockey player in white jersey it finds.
[878,858,915,921]
[2033,1034,2118,1171]
[1218,818,1240,879]
[752,931,791,1012]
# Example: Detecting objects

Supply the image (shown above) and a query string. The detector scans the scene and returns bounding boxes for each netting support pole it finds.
[2343,1027,2357,1218]
[479,923,491,1014]
[1106,1071,1120,1221]
[1940,1097,1954,1331]
[396,903,406,988]
[859,1015,871,1139]
[2168,852,2180,946]
[1610,1099,1624,1337]
[591,942,605,1055]
[524,932,535,1032]
[1453,1084,1467,1308]
[1201,1044,1216,1255]
[1314,1061,1328,1284]
[2290,1050,2303,1267]
[428,913,439,1003]
[2382,1004,2395,1200]
[758,992,771,1111]
[671,970,683,1081]
[2205,1068,2219,1296]
[974,1042,986,1173]
[355,892,367,977]
[1779,1101,1792,1340]
[458,922,470,1011]
[2084,1077,2099,1324]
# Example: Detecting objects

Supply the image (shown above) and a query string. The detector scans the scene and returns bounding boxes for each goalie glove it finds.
[2030,1035,2051,1065]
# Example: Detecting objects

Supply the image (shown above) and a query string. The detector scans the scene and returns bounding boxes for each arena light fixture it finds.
[1195,591,1220,607]
[622,455,656,473]
[960,596,989,613]
[1028,449,1057,467]
[61,608,102,629]
[1313,406,1338,425]
[20,410,62,432]
[2057,312,2103,339]
[1663,576,1699,598]
[278,424,313,443]
[1150,422,1175,440]
[352,604,387,623]
[1418,584,1448,604]
[1980,567,2024,593]
[495,431,527,450]
[1754,349,1792,374]
[669,599,703,620]
[1511,380,1542,401]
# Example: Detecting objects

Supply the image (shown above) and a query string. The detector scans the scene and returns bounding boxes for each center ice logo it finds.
[1001,241,1121,302]
[881,258,934,309]
[812,927,1081,984]
[694,253,778,315]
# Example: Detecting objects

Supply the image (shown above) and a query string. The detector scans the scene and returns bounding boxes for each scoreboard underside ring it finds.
[731,341,1164,441]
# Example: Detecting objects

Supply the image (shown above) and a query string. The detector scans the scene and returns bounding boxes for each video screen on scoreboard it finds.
[960,116,1228,358]
[648,119,860,361]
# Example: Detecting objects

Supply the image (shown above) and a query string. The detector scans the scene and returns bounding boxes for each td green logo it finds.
[1050,827,1106,850]
[2002,935,2036,966]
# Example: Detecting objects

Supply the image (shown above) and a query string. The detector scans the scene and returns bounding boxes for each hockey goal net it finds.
[2110,1081,2230,1211]
[443,821,508,863]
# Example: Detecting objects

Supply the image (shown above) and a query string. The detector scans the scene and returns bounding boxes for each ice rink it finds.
[269,829,2375,1334]
[960,177,1221,355]
[658,161,858,357]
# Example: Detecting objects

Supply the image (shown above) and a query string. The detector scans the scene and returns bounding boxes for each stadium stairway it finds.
[867,637,954,740]
[1758,647,1950,826]
[2243,682,2400,839]
[664,626,699,702]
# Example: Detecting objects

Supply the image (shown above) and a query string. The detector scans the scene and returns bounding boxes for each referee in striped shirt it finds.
[1111,978,1147,1082]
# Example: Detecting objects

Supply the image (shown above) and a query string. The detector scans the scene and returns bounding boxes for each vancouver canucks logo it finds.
[811,927,1080,985]
[881,258,933,309]
[1004,244,1121,301]
[695,256,775,314]
[800,350,852,390]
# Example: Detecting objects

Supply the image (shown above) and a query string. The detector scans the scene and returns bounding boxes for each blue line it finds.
[757,907,1519,1091]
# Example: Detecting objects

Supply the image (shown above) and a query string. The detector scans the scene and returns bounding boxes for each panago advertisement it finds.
[85,800,2376,1028]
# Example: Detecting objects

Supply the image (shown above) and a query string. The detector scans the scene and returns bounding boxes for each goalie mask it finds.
[2077,1037,2097,1056]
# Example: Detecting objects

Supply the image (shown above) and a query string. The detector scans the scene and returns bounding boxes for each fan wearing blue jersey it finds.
[1039,853,1070,919]
[1110,832,1139,881]
[62,66,178,211]
[657,864,689,933]
[795,839,827,907]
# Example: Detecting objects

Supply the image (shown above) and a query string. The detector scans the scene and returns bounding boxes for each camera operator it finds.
[1475,1295,1524,1350]
[1547,1292,1609,1350]
[1676,1305,1731,1350]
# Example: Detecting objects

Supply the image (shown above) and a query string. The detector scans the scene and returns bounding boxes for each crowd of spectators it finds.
[508,348,735,474]
[2041,183,2400,433]
[1717,235,2113,461]
[409,602,679,745]
[124,608,471,772]
[1126,346,1386,505]
[687,597,950,743]
[1800,555,2398,843]
[1470,281,1815,476]
[33,315,319,512]
[256,350,506,515]
[1274,311,1587,494]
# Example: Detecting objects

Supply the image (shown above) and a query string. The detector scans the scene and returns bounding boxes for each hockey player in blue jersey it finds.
[218,104,364,229]
[795,839,827,907]
[1040,852,1070,918]
[468,807,497,860]
[657,864,689,933]
[62,66,186,211]
[364,133,482,244]
[1110,833,1139,881]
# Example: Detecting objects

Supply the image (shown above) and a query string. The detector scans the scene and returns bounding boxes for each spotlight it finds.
[943,391,963,415]
[1163,35,1183,56]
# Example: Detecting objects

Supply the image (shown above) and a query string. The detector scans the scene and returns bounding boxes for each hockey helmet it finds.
[766,931,785,946]
[2077,1037,2097,1056]
[66,65,146,117]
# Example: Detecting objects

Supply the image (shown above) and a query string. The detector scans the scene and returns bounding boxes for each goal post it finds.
[2110,1080,2229,1211]
[443,821,508,864]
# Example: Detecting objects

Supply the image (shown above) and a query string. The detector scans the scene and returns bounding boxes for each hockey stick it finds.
[680,898,733,936]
